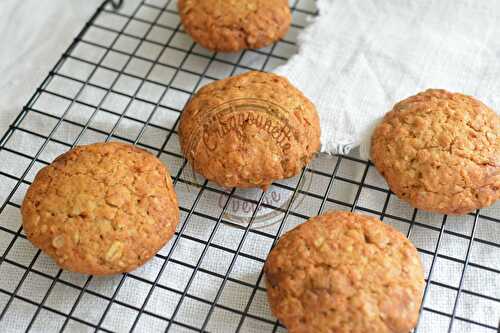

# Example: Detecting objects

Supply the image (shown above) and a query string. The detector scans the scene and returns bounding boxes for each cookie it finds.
[178,0,291,52]
[21,142,179,275]
[371,89,500,215]
[178,71,321,190]
[264,211,424,333]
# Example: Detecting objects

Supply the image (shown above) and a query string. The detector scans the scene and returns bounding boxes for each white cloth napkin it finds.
[275,0,500,158]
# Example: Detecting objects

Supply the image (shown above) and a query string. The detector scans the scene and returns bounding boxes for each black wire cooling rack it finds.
[0,0,499,332]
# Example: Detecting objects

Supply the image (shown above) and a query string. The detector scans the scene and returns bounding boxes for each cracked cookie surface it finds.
[178,71,320,190]
[21,142,179,275]
[371,89,500,215]
[178,0,291,52]
[264,211,424,333]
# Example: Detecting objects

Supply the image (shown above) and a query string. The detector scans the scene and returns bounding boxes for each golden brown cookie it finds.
[178,0,291,52]
[264,211,424,333]
[371,89,500,215]
[21,142,179,275]
[178,71,321,190]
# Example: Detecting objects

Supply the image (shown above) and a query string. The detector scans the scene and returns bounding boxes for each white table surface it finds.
[0,0,101,137]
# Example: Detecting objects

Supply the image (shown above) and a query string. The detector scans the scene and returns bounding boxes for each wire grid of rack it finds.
[0,0,499,332]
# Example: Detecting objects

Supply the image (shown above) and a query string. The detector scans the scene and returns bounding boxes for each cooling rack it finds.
[0,0,499,332]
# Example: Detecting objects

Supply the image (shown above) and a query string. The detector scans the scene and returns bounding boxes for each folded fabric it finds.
[275,0,500,158]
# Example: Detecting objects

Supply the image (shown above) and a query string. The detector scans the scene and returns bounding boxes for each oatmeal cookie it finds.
[21,142,179,275]
[264,211,424,333]
[178,71,320,190]
[371,89,500,215]
[178,0,292,52]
